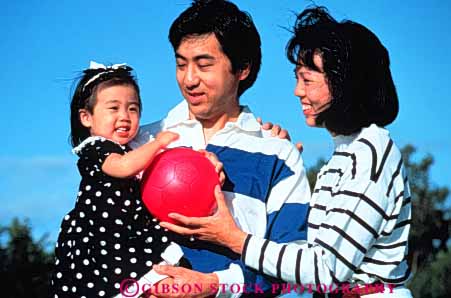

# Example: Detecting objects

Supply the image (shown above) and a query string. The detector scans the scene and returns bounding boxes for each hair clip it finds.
[88,61,128,70]
[82,61,131,91]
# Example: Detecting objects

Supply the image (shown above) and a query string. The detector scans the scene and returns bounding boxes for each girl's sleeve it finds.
[75,136,126,178]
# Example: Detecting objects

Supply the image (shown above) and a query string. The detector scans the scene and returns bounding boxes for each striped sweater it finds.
[242,124,411,294]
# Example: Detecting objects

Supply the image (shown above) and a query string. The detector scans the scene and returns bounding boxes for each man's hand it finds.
[198,150,226,185]
[160,185,247,254]
[149,266,219,298]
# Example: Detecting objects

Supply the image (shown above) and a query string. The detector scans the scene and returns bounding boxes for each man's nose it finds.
[184,65,200,88]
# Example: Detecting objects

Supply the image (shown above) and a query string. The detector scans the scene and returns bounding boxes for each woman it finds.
[156,6,412,298]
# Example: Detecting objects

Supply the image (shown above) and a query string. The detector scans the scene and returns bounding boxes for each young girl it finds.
[52,62,188,298]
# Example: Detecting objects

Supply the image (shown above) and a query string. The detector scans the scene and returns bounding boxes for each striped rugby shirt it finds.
[242,124,412,294]
[131,101,311,297]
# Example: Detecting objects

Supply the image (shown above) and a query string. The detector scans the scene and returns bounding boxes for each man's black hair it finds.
[169,0,261,97]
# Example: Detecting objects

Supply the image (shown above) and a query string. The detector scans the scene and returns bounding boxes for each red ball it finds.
[141,147,219,224]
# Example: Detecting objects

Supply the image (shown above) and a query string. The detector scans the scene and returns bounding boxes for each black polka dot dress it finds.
[51,137,177,298]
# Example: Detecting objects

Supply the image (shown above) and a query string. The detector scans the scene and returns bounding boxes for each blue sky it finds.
[2,0,451,244]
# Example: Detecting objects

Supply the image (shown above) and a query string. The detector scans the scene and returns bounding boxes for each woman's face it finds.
[294,53,332,127]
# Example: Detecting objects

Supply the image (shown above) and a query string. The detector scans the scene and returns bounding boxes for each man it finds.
[133,1,310,297]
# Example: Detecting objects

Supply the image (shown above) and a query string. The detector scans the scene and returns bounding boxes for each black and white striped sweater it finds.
[242,124,411,292]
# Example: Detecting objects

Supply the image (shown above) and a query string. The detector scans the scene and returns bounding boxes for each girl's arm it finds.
[102,131,179,178]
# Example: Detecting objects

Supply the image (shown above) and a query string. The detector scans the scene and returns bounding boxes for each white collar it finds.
[72,136,126,155]
[163,100,261,133]
[332,133,358,150]
[332,124,387,150]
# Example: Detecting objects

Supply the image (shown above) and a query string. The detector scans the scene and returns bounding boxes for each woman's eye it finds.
[302,76,313,83]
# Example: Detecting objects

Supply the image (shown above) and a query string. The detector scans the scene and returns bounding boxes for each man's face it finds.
[175,33,249,121]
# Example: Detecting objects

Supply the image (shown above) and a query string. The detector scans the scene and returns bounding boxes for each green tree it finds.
[408,250,451,298]
[306,157,327,192]
[401,145,450,297]
[401,145,450,269]
[0,218,54,298]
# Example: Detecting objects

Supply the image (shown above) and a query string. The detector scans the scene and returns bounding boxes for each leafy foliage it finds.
[408,250,451,298]
[0,218,54,298]
[401,145,450,268]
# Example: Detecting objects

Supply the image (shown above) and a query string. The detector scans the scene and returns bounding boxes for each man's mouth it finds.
[186,91,205,104]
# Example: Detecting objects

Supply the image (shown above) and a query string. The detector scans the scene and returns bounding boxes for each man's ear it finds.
[238,64,251,81]
[79,109,92,128]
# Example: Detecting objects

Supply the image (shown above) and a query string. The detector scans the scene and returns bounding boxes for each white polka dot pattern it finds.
[51,138,178,297]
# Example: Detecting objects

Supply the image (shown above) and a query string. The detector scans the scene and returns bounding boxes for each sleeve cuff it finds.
[113,242,184,298]
[241,234,266,272]
[161,241,184,265]
[114,265,168,298]
[213,263,245,298]
[143,242,184,285]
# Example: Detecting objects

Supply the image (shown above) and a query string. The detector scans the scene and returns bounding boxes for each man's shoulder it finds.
[129,119,165,148]
[213,131,303,166]
[140,119,165,134]
[133,101,187,145]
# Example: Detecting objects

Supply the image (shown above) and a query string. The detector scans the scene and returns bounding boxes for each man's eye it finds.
[199,64,212,68]
[109,106,119,110]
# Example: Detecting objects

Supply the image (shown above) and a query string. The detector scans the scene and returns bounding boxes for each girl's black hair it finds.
[69,65,141,147]
[287,6,398,135]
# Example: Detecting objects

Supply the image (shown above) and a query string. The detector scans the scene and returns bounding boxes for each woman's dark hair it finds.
[169,0,261,97]
[69,65,141,147]
[287,6,398,135]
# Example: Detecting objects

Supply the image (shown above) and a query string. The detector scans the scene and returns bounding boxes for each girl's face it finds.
[294,53,332,127]
[79,84,140,145]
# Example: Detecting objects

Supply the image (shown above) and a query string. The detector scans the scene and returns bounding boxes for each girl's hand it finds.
[155,131,179,148]
[198,150,226,186]
[159,185,247,254]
